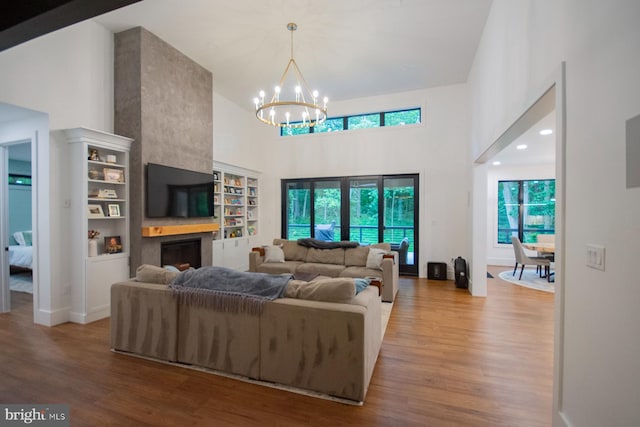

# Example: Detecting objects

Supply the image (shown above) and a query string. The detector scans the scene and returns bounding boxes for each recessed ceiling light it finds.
[492,161,501,166]
[516,144,527,150]
[539,129,553,135]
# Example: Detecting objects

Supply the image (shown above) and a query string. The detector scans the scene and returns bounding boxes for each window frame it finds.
[497,179,556,245]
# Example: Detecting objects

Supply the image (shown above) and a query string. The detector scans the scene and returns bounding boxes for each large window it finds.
[281,108,421,136]
[497,179,556,244]
[282,174,419,276]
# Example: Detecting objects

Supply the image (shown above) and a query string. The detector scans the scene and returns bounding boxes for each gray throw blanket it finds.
[169,267,292,315]
[297,238,360,249]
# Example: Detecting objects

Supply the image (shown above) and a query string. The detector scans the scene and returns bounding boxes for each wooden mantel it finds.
[141,223,220,237]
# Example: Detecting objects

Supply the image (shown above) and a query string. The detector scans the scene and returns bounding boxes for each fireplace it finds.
[161,238,201,269]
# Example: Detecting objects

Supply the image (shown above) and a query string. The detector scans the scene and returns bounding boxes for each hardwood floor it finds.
[0,267,553,426]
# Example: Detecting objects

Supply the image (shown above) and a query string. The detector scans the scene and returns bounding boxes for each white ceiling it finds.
[93,0,493,109]
[490,112,556,167]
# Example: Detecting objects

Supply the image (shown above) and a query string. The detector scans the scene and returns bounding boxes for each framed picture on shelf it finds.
[107,204,121,217]
[87,204,104,218]
[213,195,220,204]
[104,235,123,254]
[235,218,244,226]
[103,168,124,183]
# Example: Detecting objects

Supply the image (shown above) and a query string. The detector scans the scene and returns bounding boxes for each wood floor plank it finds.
[0,266,553,426]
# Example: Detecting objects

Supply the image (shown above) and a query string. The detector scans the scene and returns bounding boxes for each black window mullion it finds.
[340,178,350,241]
[518,181,524,242]
[309,181,316,238]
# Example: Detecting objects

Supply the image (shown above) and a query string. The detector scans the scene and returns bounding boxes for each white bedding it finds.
[9,245,33,269]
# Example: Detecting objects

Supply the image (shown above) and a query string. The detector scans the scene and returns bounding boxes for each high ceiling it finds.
[93,0,493,109]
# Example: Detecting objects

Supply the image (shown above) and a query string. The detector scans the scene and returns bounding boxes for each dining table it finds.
[522,242,555,282]
[522,242,555,254]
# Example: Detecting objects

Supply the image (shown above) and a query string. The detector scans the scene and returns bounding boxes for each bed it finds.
[9,231,33,273]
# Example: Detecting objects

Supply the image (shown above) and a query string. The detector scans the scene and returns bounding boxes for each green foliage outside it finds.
[281,108,421,136]
[384,110,421,126]
[314,118,344,133]
[286,183,415,250]
[497,179,556,244]
[348,114,380,130]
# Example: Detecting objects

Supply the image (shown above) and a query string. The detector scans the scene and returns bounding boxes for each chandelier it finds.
[253,23,328,128]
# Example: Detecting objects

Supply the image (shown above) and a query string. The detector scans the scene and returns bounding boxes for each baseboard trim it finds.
[35,306,70,326]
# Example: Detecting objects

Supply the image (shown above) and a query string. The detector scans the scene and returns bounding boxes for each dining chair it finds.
[511,236,551,280]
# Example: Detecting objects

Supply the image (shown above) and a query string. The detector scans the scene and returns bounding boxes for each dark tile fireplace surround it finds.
[139,234,212,270]
[161,238,201,269]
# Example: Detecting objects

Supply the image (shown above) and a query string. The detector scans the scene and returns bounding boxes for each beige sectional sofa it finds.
[249,238,399,302]
[110,267,383,403]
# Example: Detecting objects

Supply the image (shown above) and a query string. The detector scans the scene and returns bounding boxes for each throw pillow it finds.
[366,248,387,270]
[136,264,178,284]
[264,245,285,263]
[354,278,371,294]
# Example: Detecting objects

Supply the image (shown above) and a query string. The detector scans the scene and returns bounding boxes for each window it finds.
[280,107,420,136]
[348,113,380,129]
[8,174,31,186]
[314,117,344,133]
[497,179,556,244]
[282,174,420,275]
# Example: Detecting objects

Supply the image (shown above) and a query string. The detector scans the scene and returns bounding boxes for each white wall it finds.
[243,85,472,278]
[0,20,117,325]
[468,1,640,425]
[0,20,115,131]
[487,163,555,266]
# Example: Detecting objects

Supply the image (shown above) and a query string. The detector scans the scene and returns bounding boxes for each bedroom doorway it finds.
[0,140,33,313]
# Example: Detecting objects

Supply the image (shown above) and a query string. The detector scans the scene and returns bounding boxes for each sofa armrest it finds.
[249,248,264,272]
[110,281,178,361]
[260,287,382,402]
[380,251,399,302]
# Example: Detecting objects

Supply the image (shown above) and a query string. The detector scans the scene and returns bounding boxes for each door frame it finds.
[281,173,420,275]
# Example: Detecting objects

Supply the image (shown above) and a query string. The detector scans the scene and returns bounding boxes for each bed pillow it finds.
[366,248,387,270]
[264,245,285,263]
[22,231,32,246]
[13,231,32,246]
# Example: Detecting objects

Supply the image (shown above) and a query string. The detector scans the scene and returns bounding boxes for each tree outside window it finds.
[497,179,555,244]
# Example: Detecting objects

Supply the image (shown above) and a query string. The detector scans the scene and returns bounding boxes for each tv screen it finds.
[146,163,214,218]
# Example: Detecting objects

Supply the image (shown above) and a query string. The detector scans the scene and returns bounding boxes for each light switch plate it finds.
[586,244,605,271]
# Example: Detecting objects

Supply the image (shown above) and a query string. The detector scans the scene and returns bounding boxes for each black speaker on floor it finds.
[427,262,447,280]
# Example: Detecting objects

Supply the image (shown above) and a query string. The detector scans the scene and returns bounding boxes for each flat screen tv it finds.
[146,163,214,218]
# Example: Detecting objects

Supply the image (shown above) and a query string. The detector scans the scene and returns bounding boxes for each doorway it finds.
[0,101,47,322]
[282,173,419,276]
[1,141,33,313]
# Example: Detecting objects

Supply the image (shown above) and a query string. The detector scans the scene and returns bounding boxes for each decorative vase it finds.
[88,239,98,257]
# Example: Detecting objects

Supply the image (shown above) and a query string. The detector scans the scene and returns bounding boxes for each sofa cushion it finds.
[340,266,384,280]
[274,239,308,261]
[366,248,387,270]
[284,278,355,302]
[296,262,346,278]
[256,260,303,275]
[264,245,285,263]
[370,242,391,251]
[306,247,345,265]
[345,246,369,267]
